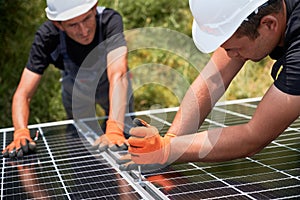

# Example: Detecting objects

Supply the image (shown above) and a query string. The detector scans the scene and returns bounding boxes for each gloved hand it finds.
[117,153,165,172]
[2,128,36,158]
[92,120,128,152]
[128,125,176,164]
[118,118,176,170]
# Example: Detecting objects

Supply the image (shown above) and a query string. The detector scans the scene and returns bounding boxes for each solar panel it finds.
[1,97,299,199]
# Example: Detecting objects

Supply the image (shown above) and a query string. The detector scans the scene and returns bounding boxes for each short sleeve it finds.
[26,21,60,75]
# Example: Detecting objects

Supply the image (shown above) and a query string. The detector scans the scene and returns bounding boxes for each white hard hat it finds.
[189,0,268,53]
[45,0,98,21]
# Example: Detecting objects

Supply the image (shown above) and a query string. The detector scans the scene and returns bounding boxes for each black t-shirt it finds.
[26,8,126,75]
[270,0,300,95]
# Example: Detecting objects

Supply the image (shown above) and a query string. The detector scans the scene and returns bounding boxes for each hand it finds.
[117,153,165,172]
[92,120,128,152]
[128,125,176,165]
[2,128,36,158]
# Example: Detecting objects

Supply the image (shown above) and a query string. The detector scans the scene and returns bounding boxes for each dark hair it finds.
[236,0,283,39]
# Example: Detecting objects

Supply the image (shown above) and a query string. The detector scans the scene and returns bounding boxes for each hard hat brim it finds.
[46,0,97,21]
[192,19,234,54]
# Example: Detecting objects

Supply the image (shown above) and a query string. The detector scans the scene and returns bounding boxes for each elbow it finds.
[13,90,32,104]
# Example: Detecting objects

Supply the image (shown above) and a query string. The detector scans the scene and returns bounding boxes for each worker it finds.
[2,0,134,158]
[120,0,300,170]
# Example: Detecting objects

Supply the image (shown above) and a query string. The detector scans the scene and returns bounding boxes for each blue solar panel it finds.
[1,98,299,199]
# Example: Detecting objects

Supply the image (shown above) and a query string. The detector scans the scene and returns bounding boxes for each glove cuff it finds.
[164,133,176,138]
[14,128,30,139]
[106,120,124,136]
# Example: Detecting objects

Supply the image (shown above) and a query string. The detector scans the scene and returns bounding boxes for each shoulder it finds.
[34,20,60,51]
[36,21,60,39]
[285,0,300,40]
[98,7,124,39]
[102,8,122,20]
[26,21,61,74]
[100,8,123,26]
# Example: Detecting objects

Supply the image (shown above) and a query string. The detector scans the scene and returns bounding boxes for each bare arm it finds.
[12,68,42,130]
[106,46,129,125]
[169,84,300,163]
[2,68,41,155]
[168,47,245,136]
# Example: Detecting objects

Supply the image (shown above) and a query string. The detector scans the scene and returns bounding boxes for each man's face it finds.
[221,26,280,62]
[58,8,97,45]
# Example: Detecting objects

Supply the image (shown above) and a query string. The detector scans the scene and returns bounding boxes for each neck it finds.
[278,0,287,47]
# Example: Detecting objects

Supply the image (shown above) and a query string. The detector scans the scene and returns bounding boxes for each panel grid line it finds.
[188,162,256,199]
[75,121,163,200]
[1,131,6,200]
[209,106,300,182]
[214,105,300,153]
[38,127,71,200]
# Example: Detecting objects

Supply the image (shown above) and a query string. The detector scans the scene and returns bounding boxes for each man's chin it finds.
[79,38,93,45]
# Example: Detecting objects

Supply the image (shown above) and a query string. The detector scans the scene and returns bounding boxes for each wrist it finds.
[14,128,30,139]
[162,133,176,164]
[106,120,124,135]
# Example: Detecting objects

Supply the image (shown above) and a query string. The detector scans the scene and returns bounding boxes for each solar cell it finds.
[1,98,299,199]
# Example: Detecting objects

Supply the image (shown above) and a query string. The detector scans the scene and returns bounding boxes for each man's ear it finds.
[260,15,278,32]
[52,21,64,31]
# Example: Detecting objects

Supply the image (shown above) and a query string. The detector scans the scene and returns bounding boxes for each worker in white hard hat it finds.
[119,0,300,170]
[2,0,134,158]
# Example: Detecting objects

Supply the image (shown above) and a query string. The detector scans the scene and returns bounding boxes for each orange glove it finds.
[2,128,36,158]
[92,120,127,152]
[128,125,176,165]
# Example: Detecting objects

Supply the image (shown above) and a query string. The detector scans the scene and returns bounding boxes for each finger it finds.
[2,149,9,158]
[129,127,149,138]
[109,143,128,152]
[124,139,129,147]
[133,118,150,127]
[28,141,37,152]
[9,148,17,159]
[89,143,99,151]
[128,147,146,154]
[92,135,110,151]
[98,142,108,152]
[128,137,147,148]
[91,137,101,149]
[130,126,158,138]
[119,161,139,171]
[116,153,131,165]
[92,134,107,146]
[17,149,24,158]
[21,139,29,153]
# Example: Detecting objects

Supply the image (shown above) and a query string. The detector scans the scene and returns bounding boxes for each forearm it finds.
[169,86,300,163]
[168,75,213,136]
[108,74,128,124]
[11,68,41,131]
[168,48,244,136]
[107,46,129,125]
[12,93,30,130]
[169,124,267,163]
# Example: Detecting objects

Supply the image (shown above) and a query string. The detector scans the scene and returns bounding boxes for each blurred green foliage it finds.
[0,0,273,128]
[0,0,65,128]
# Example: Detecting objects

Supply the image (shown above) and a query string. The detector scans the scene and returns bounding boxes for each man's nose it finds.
[78,22,88,36]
